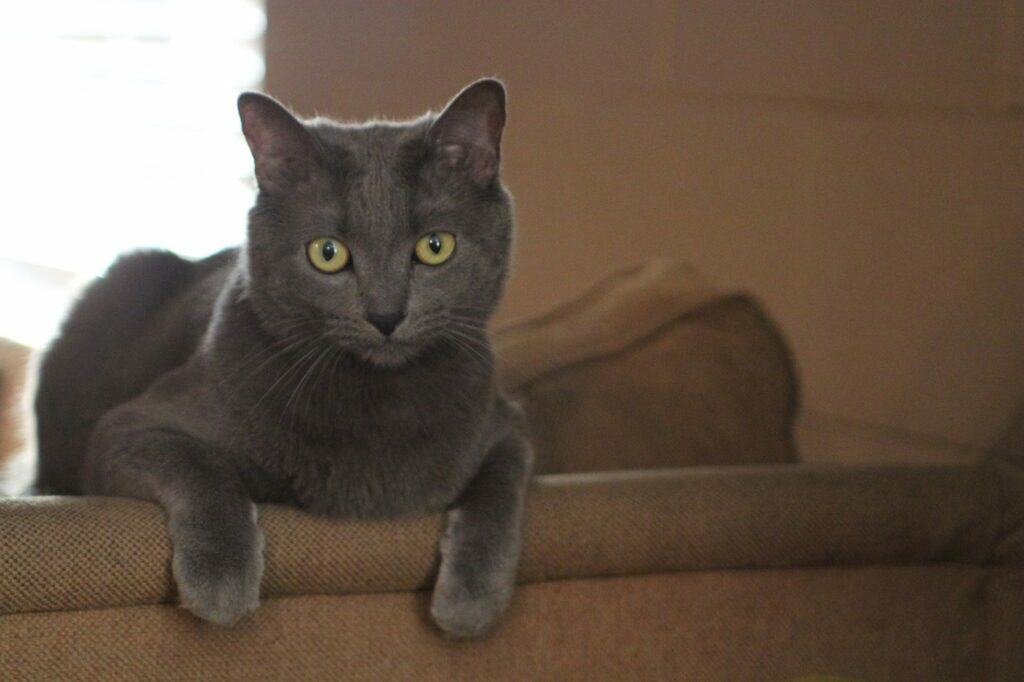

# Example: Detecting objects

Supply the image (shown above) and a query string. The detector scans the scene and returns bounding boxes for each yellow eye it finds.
[414,232,456,266]
[306,237,349,273]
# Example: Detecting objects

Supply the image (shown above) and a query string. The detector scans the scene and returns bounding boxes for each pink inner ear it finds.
[468,147,497,184]
[428,82,505,186]
[435,141,497,186]
[239,106,275,157]
[256,153,307,185]
[439,144,468,168]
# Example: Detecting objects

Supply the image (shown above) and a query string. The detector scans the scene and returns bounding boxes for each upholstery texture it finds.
[3,567,1022,681]
[2,463,1023,617]
[2,463,1023,680]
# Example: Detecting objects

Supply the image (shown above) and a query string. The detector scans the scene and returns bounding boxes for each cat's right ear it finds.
[428,79,506,187]
[238,92,316,193]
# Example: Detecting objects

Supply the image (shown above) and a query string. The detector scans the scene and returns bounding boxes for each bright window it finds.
[0,0,265,346]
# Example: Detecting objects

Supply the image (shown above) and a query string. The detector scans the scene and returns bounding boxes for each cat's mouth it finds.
[324,321,423,367]
[357,339,421,367]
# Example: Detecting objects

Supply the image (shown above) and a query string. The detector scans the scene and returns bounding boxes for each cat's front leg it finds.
[430,433,533,638]
[86,424,264,625]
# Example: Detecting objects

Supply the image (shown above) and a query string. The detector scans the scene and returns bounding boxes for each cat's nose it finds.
[367,310,405,336]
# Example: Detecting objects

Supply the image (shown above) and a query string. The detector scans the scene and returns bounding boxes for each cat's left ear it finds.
[428,79,506,187]
[238,92,317,193]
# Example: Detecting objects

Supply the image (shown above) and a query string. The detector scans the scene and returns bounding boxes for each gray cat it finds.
[33,79,532,637]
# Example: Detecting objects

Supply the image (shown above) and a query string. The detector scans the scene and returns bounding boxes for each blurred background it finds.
[1,1,1021,465]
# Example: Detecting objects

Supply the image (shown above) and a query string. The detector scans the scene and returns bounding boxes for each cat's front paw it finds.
[171,526,265,626]
[430,566,514,638]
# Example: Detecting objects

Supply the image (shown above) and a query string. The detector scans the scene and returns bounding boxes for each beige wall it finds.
[264,1,1024,454]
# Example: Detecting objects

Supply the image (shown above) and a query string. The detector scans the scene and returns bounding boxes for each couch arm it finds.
[2,462,1022,616]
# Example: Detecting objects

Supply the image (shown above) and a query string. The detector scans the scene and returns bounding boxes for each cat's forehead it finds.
[301,118,434,236]
[307,117,430,166]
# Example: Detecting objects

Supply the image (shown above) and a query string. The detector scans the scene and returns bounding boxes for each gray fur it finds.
[33,80,532,635]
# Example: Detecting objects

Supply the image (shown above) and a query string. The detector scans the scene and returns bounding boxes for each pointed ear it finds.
[238,92,316,193]
[427,79,506,187]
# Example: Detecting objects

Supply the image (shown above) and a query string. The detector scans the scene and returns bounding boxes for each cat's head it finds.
[237,79,512,367]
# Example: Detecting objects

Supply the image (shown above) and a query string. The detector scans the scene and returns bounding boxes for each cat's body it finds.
[39,248,511,515]
[33,80,531,636]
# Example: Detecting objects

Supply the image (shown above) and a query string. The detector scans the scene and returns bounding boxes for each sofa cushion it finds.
[495,259,800,473]
[3,566,1019,681]
[4,462,1020,616]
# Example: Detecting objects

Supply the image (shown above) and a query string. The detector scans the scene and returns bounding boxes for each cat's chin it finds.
[358,342,421,368]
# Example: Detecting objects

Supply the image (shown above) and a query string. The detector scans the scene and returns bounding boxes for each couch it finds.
[1,260,1021,680]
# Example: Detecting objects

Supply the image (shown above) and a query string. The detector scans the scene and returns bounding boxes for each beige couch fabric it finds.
[2,463,1023,680]
[4,566,1021,681]
[2,463,1022,615]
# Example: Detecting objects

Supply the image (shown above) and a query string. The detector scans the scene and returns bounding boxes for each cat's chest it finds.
[243,380,491,517]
